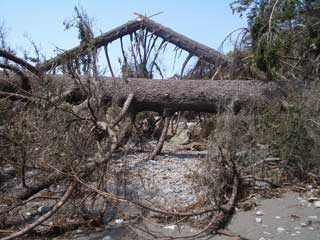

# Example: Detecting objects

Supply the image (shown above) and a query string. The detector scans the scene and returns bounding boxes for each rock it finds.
[275,216,281,219]
[25,212,32,217]
[308,215,318,220]
[115,218,123,224]
[300,222,308,227]
[256,210,264,216]
[37,206,51,214]
[276,227,285,233]
[254,181,270,189]
[102,236,113,240]
[164,225,176,230]
[307,197,318,202]
[169,129,191,145]
[102,206,116,224]
[256,217,263,223]
[313,200,320,208]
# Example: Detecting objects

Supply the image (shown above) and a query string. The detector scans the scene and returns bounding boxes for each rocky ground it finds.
[1,127,320,240]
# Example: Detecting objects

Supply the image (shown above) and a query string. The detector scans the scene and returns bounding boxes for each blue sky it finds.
[0,0,246,76]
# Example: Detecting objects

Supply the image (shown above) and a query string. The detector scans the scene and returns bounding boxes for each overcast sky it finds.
[1,0,246,77]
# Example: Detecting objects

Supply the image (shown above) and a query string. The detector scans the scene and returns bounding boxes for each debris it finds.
[256,210,264,216]
[37,206,51,214]
[300,222,308,227]
[164,225,177,230]
[313,200,320,208]
[276,227,285,233]
[102,236,113,240]
[115,219,124,224]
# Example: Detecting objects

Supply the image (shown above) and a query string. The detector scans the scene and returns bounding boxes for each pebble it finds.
[115,219,123,224]
[308,215,318,219]
[300,222,308,227]
[307,196,318,202]
[256,210,264,216]
[164,225,177,230]
[102,236,112,240]
[313,201,320,208]
[276,227,285,233]
[275,216,281,219]
[37,206,51,214]
[256,217,263,223]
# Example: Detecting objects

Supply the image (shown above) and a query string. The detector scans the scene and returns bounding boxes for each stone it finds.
[276,227,285,233]
[102,236,113,240]
[300,222,308,227]
[37,206,51,214]
[313,200,320,208]
[115,218,123,224]
[169,129,191,145]
[307,197,318,202]
[164,225,176,230]
[256,210,264,216]
[256,217,263,223]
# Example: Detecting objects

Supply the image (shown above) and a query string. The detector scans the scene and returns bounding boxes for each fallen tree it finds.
[38,17,230,72]
[0,75,287,113]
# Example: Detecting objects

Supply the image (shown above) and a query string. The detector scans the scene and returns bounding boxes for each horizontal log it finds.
[0,74,286,112]
[100,78,285,113]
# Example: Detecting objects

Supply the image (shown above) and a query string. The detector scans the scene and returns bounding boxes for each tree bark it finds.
[98,78,285,113]
[0,75,286,113]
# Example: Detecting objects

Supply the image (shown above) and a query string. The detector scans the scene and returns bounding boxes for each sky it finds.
[0,0,246,77]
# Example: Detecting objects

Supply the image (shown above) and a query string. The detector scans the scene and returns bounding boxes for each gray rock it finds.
[169,129,191,145]
[37,206,51,214]
[313,200,320,208]
[102,236,113,240]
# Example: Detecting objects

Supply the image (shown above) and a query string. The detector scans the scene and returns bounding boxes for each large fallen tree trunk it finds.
[0,75,287,113]
[95,78,286,113]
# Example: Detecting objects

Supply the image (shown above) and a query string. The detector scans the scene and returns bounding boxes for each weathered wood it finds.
[142,18,229,66]
[0,75,286,113]
[38,20,142,72]
[98,78,285,113]
[38,17,230,72]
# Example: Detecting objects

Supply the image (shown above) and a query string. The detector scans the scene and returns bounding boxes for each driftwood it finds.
[38,17,229,72]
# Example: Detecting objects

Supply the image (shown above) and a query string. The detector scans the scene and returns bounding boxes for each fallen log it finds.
[0,75,286,113]
[98,78,286,113]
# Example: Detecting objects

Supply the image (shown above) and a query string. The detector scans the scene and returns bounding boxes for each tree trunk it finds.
[99,78,285,113]
[0,75,286,113]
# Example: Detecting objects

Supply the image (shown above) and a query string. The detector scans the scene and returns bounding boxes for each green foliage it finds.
[230,0,320,80]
